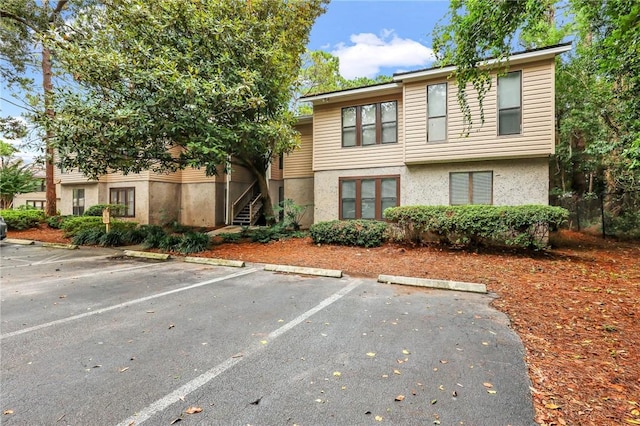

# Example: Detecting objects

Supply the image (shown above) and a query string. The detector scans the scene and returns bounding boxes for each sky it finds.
[1,0,452,160]
[308,0,450,79]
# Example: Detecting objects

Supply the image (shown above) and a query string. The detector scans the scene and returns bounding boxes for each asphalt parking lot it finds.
[1,242,535,425]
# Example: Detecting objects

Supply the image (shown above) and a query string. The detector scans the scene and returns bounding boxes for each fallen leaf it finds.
[375,415,383,421]
[315,399,323,403]
[395,395,405,401]
[625,419,640,425]
[146,310,154,314]
[250,398,262,405]
[411,389,417,395]
[487,390,497,394]
[439,360,448,364]
[184,406,202,414]
[366,352,376,357]
[438,385,444,391]
[260,340,268,345]
[393,369,401,375]
[341,386,346,390]
[482,342,489,346]
[402,349,410,355]
[483,382,493,388]
[232,353,243,358]
[170,418,182,424]
[396,359,404,364]
[277,319,284,323]
[119,367,129,372]
[545,403,562,410]
[59,295,66,299]
[3,410,14,415]
[333,371,341,377]
[168,324,175,329]
[431,399,437,405]
[92,365,102,368]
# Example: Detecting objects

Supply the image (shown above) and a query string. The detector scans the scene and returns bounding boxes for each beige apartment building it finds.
[43,43,569,228]
[284,43,571,228]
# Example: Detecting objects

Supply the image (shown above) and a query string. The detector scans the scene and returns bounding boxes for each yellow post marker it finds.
[102,207,111,233]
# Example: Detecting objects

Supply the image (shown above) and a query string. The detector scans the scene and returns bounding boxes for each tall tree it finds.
[1,0,87,216]
[45,0,327,223]
[294,50,392,115]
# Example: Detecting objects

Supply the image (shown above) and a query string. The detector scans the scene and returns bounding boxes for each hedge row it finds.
[0,209,45,230]
[309,219,388,247]
[384,204,568,249]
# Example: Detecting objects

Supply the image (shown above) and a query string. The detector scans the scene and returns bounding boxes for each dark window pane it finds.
[499,108,521,135]
[381,122,397,144]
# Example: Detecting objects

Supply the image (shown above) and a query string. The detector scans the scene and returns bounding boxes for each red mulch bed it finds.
[7,226,640,426]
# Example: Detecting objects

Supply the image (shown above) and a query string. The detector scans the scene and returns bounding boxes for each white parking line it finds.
[0,255,115,269]
[116,279,362,426]
[0,268,258,340]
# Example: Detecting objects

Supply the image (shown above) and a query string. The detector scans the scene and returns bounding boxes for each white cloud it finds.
[331,30,435,79]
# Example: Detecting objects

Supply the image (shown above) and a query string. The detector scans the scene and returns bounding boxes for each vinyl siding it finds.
[312,94,404,172]
[404,59,555,164]
[285,123,313,178]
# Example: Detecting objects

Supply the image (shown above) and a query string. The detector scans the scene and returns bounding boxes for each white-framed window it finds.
[340,176,399,220]
[450,171,493,205]
[109,187,135,217]
[498,71,522,135]
[342,101,397,147]
[72,188,85,215]
[427,83,447,141]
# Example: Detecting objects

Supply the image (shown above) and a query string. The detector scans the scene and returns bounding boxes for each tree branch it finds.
[0,10,39,32]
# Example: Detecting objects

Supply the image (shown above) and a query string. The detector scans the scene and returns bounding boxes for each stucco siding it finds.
[285,123,313,178]
[57,183,100,216]
[314,166,405,223]
[404,59,555,164]
[179,182,220,226]
[403,158,549,206]
[147,182,181,225]
[312,94,404,172]
[284,177,314,228]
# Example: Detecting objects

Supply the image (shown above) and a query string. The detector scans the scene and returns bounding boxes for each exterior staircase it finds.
[232,190,263,226]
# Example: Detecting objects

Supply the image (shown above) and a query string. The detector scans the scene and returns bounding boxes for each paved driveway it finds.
[1,242,535,425]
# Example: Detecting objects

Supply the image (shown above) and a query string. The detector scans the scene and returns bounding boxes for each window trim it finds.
[341,101,398,147]
[109,187,136,217]
[497,70,522,136]
[449,171,493,205]
[339,175,400,220]
[427,82,447,142]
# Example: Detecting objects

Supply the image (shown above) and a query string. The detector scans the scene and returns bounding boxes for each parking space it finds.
[1,242,535,425]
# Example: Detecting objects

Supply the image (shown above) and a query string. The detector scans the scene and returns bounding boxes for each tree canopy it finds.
[432,0,639,168]
[43,0,327,221]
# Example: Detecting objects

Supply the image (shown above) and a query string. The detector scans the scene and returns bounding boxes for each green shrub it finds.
[72,228,106,245]
[606,211,640,240]
[100,229,127,247]
[60,216,104,236]
[177,232,211,254]
[142,226,167,249]
[310,219,388,247]
[249,225,289,243]
[123,227,147,244]
[83,204,125,217]
[218,232,241,243]
[273,199,311,231]
[384,204,569,249]
[47,215,71,229]
[159,234,182,251]
[0,209,45,230]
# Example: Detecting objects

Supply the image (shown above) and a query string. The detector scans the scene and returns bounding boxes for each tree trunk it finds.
[254,166,275,225]
[42,5,57,217]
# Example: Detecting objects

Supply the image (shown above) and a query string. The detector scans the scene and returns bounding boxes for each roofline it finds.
[393,43,572,82]
[301,82,402,103]
[300,43,572,103]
